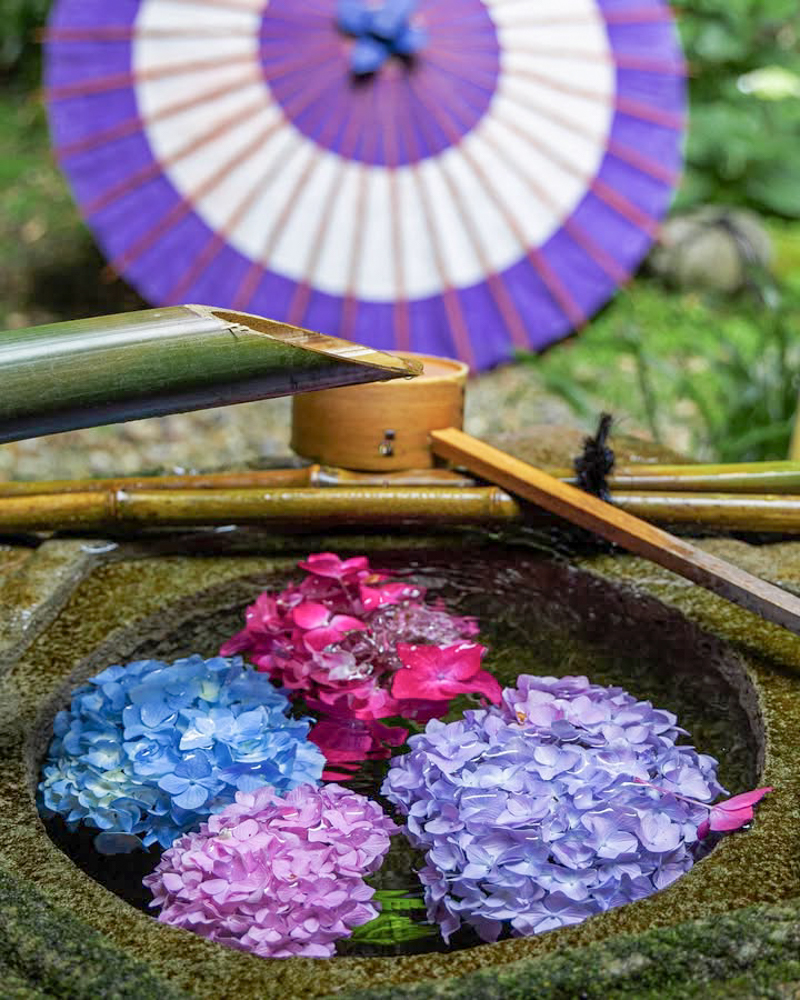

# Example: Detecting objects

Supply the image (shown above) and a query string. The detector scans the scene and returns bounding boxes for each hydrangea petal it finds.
[145,784,397,958]
[38,655,325,850]
[384,674,728,943]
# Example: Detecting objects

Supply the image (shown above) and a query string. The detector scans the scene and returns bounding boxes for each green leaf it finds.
[372,890,427,912]
[350,912,435,945]
[746,169,800,219]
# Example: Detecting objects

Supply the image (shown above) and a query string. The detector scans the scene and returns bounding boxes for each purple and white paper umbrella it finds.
[45,0,685,370]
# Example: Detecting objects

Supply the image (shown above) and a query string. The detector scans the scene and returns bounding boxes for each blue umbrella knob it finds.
[337,0,425,76]
[351,35,392,76]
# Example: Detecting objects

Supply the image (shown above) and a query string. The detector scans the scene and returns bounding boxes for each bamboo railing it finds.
[3,481,800,533]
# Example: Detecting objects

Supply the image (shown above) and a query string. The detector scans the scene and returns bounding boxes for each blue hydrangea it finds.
[38,655,325,850]
[382,674,725,943]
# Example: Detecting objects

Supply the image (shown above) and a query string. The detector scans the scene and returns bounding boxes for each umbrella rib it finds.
[378,76,410,351]
[48,32,338,103]
[161,0,263,10]
[477,119,630,285]
[409,75,585,330]
[508,47,684,74]
[426,47,671,203]
[84,95,266,216]
[491,9,673,27]
[84,44,342,217]
[284,165,349,325]
[605,139,680,187]
[55,67,261,161]
[340,81,384,341]
[44,26,253,42]
[164,129,304,303]
[283,165,351,324]
[404,75,530,349]
[283,106,375,327]
[108,53,347,279]
[236,71,374,316]
[233,86,361,312]
[493,108,659,238]
[496,80,678,186]
[162,0,275,12]
[430,39,502,57]
[47,52,256,101]
[237,143,326,310]
[424,78,590,326]
[395,78,476,367]
[422,48,499,90]
[106,118,280,277]
[296,0,336,15]
[510,66,684,131]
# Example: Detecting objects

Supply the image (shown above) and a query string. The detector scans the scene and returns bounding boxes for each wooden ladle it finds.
[431,427,800,635]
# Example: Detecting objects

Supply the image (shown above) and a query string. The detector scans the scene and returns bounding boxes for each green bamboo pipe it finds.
[0,486,518,531]
[3,485,800,533]
[553,461,800,494]
[0,306,419,444]
[612,491,800,532]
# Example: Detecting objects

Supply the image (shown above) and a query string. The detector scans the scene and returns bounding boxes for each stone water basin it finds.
[1,521,799,998]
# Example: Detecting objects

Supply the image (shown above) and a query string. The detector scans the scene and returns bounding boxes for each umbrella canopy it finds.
[45,0,685,371]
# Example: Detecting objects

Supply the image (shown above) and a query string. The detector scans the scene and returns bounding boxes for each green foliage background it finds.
[676,0,800,218]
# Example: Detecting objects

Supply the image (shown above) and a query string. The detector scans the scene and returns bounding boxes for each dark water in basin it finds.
[45,546,759,957]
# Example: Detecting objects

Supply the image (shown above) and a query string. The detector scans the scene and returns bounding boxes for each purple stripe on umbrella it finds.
[47,0,686,371]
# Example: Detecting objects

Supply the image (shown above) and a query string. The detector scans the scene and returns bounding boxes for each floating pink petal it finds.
[298,553,371,584]
[698,786,772,838]
[292,602,331,630]
[392,642,500,703]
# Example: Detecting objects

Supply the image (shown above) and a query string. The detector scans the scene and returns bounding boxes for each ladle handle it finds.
[431,427,800,636]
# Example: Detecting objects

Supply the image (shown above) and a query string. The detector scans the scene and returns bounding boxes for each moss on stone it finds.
[0,863,190,999]
[0,543,35,582]
[330,899,800,1000]
[0,515,799,995]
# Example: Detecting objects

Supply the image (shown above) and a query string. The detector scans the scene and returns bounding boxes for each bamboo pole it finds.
[0,467,474,497]
[560,461,800,494]
[612,491,800,532]
[0,486,518,532]
[2,485,800,533]
[0,306,419,444]
[5,460,800,496]
[430,428,800,636]
[8,460,800,499]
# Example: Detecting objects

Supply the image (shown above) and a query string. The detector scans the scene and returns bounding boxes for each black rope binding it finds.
[574,413,615,502]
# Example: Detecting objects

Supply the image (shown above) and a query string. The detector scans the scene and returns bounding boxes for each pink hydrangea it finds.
[220,553,489,774]
[144,783,398,958]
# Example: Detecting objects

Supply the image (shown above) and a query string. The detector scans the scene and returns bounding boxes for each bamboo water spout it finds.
[0,306,419,444]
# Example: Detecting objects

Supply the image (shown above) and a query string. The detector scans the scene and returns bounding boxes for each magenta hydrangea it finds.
[383,674,728,943]
[220,552,484,775]
[144,783,398,958]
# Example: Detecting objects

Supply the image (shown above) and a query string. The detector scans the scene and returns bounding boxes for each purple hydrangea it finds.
[144,783,398,958]
[382,674,725,943]
[38,655,325,850]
